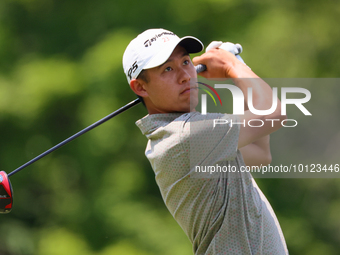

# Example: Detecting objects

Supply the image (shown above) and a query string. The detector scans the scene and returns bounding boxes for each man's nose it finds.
[178,68,191,84]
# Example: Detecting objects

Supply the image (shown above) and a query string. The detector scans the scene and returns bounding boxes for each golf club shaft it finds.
[8,98,142,177]
[8,65,206,177]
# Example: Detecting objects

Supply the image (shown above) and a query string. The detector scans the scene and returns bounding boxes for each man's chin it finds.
[189,98,199,112]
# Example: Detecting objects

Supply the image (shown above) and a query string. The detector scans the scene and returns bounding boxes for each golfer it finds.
[123,28,288,255]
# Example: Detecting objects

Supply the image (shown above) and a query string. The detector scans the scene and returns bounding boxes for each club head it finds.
[0,171,13,214]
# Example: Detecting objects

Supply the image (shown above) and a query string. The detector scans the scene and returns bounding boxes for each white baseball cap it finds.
[122,28,204,84]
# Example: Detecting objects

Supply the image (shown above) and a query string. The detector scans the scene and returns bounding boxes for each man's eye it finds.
[165,67,172,72]
[183,60,190,65]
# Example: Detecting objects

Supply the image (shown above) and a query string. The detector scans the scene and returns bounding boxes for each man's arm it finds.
[193,48,286,149]
[239,135,272,166]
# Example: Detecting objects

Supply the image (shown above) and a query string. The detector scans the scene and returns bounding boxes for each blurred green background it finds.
[0,0,340,254]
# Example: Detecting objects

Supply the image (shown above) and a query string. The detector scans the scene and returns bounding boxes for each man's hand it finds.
[193,48,256,79]
[193,43,286,149]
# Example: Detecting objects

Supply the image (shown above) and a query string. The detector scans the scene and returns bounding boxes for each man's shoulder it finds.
[135,112,189,135]
[135,111,238,136]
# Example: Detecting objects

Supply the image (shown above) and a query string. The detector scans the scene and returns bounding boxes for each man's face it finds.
[140,45,198,114]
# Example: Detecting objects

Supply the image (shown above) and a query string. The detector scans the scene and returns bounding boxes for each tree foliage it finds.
[0,0,340,254]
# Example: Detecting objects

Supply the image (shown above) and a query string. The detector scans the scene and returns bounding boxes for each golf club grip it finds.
[195,56,247,73]
[195,64,207,73]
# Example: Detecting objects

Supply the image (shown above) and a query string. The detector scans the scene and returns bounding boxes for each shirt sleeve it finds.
[181,112,240,170]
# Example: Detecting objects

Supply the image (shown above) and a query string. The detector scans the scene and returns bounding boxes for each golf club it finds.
[0,44,245,214]
[0,171,13,214]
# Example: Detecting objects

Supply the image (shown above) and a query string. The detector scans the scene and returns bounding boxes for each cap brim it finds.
[179,36,204,54]
[143,36,203,70]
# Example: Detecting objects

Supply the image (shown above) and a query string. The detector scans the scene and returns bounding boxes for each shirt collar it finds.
[135,113,185,135]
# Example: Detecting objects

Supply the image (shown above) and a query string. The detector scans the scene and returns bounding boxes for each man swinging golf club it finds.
[123,28,288,255]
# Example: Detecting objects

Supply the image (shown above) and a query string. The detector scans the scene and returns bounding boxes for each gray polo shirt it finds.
[136,112,288,255]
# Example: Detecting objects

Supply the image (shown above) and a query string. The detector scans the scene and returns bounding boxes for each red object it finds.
[0,171,13,213]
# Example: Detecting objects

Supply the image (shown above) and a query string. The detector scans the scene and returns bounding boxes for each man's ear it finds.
[130,79,148,98]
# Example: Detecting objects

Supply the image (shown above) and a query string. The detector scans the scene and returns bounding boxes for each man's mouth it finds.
[181,87,198,94]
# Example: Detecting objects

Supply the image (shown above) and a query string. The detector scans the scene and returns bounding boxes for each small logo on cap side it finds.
[144,32,175,47]
[128,61,138,80]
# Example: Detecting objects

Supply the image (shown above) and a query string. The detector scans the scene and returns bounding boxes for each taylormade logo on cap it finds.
[122,28,204,84]
[143,31,176,47]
